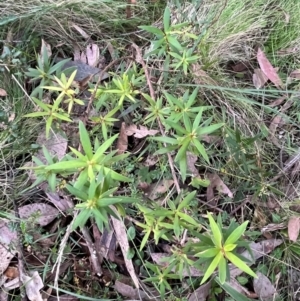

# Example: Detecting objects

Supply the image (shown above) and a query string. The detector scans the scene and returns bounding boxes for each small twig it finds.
[131,43,180,194]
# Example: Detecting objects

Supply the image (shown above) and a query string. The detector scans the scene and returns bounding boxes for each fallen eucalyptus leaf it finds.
[253,272,276,301]
[257,48,283,88]
[288,216,300,242]
[22,271,43,301]
[19,203,59,226]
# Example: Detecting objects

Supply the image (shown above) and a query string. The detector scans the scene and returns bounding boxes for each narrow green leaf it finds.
[196,247,219,258]
[174,214,180,238]
[177,212,199,227]
[79,121,93,160]
[66,184,88,200]
[45,117,53,139]
[166,120,187,135]
[179,154,188,181]
[200,251,222,284]
[163,7,170,31]
[225,251,257,278]
[193,139,209,163]
[140,230,151,250]
[93,134,119,162]
[178,191,196,211]
[88,165,95,180]
[168,36,182,52]
[72,209,91,230]
[45,160,86,170]
[223,244,237,252]
[138,25,164,37]
[198,123,224,136]
[192,108,204,129]
[74,169,89,189]
[175,138,190,162]
[183,114,192,132]
[32,97,51,111]
[69,147,86,160]
[215,277,253,301]
[207,212,222,248]
[24,112,49,118]
[151,136,178,145]
[104,168,132,182]
[218,256,227,284]
[225,221,248,245]
[67,70,77,87]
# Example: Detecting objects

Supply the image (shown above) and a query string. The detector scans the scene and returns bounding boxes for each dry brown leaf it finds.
[0,219,17,245]
[0,88,7,97]
[46,192,74,212]
[140,180,174,200]
[144,154,159,167]
[289,69,300,79]
[0,244,16,274]
[114,280,153,301]
[268,95,287,107]
[71,23,89,39]
[230,239,283,277]
[86,44,100,67]
[253,272,276,301]
[288,216,300,242]
[268,98,292,148]
[268,115,283,148]
[207,173,233,200]
[73,44,82,62]
[257,48,283,89]
[117,122,128,155]
[22,271,43,301]
[125,124,158,139]
[253,68,269,89]
[0,291,8,301]
[188,280,212,301]
[40,39,52,60]
[36,131,67,164]
[4,267,19,280]
[111,211,139,288]
[19,203,59,226]
[228,278,252,296]
[186,152,199,176]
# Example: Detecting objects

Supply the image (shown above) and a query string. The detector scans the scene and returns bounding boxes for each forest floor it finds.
[1,1,300,300]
